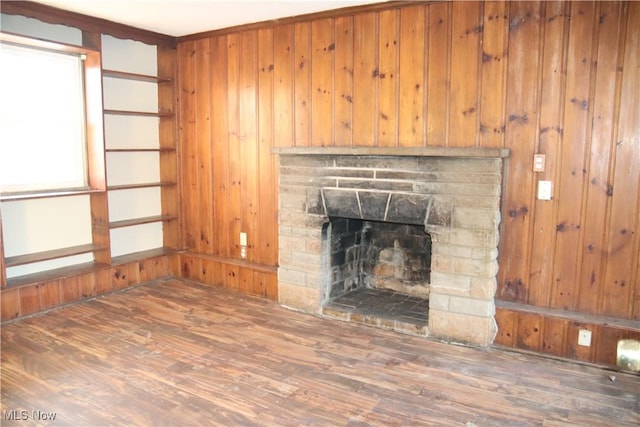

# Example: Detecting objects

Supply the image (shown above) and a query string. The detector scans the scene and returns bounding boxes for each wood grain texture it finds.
[2,278,638,427]
[174,1,640,363]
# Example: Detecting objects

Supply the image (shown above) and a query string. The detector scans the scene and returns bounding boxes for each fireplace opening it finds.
[322,217,432,335]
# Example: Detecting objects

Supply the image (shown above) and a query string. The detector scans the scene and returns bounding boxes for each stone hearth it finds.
[273,147,508,347]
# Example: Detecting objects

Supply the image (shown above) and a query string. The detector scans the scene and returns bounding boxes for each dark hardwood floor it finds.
[1,278,638,426]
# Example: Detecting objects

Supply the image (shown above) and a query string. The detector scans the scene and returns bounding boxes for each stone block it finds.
[470,277,497,299]
[425,197,452,227]
[418,157,501,173]
[452,195,500,210]
[432,243,472,258]
[428,310,496,347]
[280,155,333,168]
[322,189,360,219]
[452,207,499,231]
[279,236,307,252]
[325,168,375,179]
[358,191,390,221]
[470,247,499,261]
[306,188,325,215]
[414,182,499,197]
[430,272,471,292]
[335,156,419,170]
[277,267,307,286]
[453,257,495,277]
[429,294,449,311]
[278,282,323,314]
[448,296,494,317]
[448,229,490,248]
[386,193,430,225]
[431,254,453,274]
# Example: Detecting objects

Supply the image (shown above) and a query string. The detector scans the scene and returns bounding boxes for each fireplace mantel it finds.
[271,146,509,159]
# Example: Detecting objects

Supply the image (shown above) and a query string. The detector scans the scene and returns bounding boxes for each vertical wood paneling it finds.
[551,1,597,312]
[542,317,567,357]
[353,12,378,146]
[195,38,213,254]
[239,31,259,262]
[273,25,294,147]
[40,279,61,310]
[577,2,625,314]
[516,312,542,351]
[211,36,231,257]
[528,1,569,308]
[334,16,354,146]
[178,41,198,250]
[258,28,278,266]
[499,1,543,303]
[377,10,398,147]
[19,284,41,317]
[398,5,426,147]
[1,287,19,322]
[311,19,333,147]
[602,2,640,318]
[227,33,242,259]
[294,22,311,147]
[425,2,450,146]
[448,1,482,147]
[479,1,509,148]
[493,308,516,346]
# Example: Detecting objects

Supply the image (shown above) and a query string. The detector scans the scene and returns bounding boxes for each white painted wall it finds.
[101,34,164,258]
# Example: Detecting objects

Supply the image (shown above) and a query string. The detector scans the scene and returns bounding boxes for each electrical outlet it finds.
[240,232,247,246]
[533,154,546,172]
[578,329,592,347]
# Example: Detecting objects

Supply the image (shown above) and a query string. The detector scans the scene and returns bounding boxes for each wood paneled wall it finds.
[177,0,640,356]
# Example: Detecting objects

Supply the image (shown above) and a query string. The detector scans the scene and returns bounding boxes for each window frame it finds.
[0,32,106,200]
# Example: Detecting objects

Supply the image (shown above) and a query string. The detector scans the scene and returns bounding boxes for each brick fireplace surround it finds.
[273,147,509,347]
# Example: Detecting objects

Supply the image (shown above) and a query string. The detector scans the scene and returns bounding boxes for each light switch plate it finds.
[538,180,552,200]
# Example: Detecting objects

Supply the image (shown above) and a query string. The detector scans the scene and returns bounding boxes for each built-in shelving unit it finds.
[0,27,179,287]
[102,35,179,258]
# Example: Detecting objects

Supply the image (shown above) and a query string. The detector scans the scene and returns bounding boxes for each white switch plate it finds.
[538,180,553,200]
[578,329,592,347]
[240,232,247,246]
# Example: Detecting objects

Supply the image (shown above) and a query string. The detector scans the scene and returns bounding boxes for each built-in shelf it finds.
[105,148,175,153]
[104,109,172,118]
[5,243,105,268]
[102,69,172,83]
[108,182,176,191]
[109,215,176,229]
[0,189,104,202]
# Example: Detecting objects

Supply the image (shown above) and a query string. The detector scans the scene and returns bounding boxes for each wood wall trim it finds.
[0,1,176,47]
[178,1,437,41]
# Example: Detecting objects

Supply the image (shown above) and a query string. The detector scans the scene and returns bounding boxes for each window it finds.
[0,40,88,194]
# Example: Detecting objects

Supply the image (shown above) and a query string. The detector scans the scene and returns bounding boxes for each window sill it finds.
[0,188,103,202]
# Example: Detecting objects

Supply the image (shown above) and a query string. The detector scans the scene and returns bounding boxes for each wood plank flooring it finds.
[1,278,638,426]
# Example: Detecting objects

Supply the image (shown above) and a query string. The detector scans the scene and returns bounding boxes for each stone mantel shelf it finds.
[271,146,510,158]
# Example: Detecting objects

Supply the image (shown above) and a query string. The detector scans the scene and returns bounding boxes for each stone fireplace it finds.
[273,147,508,347]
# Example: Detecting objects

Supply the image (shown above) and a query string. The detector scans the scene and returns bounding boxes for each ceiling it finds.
[32,0,385,37]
